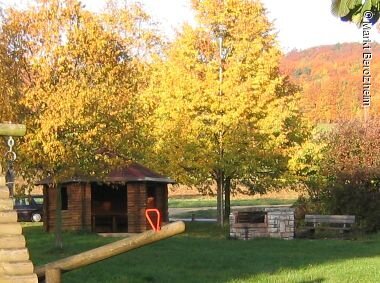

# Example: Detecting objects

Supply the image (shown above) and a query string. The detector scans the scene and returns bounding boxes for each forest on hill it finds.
[280,43,380,123]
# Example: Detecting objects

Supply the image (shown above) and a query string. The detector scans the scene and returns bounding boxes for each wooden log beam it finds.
[0,235,26,249]
[0,199,14,211]
[0,248,30,262]
[0,210,18,223]
[0,261,35,276]
[0,186,8,198]
[0,123,26,137]
[35,221,185,279]
[0,223,22,235]
[0,274,37,283]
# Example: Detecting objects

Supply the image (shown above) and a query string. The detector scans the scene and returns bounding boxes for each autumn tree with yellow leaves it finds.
[0,0,313,232]
[0,11,28,124]
[144,0,310,224]
[0,0,160,247]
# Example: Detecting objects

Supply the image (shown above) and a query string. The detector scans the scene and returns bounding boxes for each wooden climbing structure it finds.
[0,123,37,282]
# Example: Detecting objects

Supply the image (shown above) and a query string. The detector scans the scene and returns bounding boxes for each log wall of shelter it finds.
[43,186,48,232]
[127,182,147,233]
[44,183,91,232]
[154,183,168,223]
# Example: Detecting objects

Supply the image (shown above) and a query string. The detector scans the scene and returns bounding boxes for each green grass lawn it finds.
[24,222,380,282]
[168,198,295,208]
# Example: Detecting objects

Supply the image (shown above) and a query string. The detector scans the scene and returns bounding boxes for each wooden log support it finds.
[0,248,30,262]
[0,274,38,283]
[0,187,9,198]
[0,224,22,235]
[0,123,36,282]
[0,235,26,249]
[0,261,34,275]
[45,268,61,283]
[0,199,13,211]
[0,123,26,137]
[35,221,185,280]
[0,211,18,223]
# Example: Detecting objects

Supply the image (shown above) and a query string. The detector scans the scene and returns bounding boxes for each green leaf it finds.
[331,0,350,17]
[347,0,362,9]
[351,12,363,25]
[363,0,372,12]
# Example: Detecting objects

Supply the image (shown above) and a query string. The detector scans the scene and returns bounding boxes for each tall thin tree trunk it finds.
[224,177,231,223]
[55,183,63,249]
[216,170,224,226]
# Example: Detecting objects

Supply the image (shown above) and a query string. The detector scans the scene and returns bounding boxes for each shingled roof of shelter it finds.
[35,162,175,185]
[107,162,175,183]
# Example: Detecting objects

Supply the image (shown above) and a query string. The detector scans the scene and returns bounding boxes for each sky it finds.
[85,0,380,52]
[5,0,380,52]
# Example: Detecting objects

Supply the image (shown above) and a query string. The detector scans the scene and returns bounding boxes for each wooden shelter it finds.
[37,163,174,233]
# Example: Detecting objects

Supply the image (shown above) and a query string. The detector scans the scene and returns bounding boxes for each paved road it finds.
[168,204,292,221]
[169,204,292,216]
[169,207,216,216]
[169,207,217,222]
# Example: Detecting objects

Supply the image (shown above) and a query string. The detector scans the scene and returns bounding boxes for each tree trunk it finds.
[216,174,221,225]
[215,170,224,227]
[55,183,63,249]
[224,177,231,223]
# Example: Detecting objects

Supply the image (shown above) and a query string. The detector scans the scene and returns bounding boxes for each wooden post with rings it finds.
[0,122,37,282]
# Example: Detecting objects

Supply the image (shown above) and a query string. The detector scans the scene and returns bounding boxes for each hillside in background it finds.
[280,43,380,123]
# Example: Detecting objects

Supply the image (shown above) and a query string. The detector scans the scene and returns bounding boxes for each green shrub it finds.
[299,120,380,232]
[323,182,380,232]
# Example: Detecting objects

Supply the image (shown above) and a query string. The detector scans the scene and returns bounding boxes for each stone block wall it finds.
[230,207,295,240]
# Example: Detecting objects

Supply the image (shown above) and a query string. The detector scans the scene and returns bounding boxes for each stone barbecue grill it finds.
[229,207,295,240]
